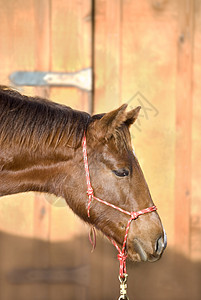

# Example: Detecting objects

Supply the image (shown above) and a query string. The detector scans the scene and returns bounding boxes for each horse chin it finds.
[128,249,161,263]
[128,251,146,262]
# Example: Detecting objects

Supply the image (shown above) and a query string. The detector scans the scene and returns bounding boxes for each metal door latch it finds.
[9,68,92,92]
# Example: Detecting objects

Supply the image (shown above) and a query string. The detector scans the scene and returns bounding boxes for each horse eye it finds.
[112,169,129,177]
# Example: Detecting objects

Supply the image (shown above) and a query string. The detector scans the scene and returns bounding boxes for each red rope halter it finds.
[82,133,157,278]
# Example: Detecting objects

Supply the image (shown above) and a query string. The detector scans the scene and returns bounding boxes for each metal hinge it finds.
[9,68,92,92]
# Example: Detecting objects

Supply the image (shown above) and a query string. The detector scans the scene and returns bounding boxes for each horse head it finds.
[76,104,166,262]
[0,87,166,263]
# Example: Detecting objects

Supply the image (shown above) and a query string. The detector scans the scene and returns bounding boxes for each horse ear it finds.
[93,104,128,140]
[125,106,141,127]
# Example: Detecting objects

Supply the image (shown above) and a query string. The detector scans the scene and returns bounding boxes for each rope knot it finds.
[117,252,127,264]
[87,187,94,197]
[117,252,127,278]
[131,211,139,220]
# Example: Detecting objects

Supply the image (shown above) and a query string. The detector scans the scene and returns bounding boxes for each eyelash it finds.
[112,169,129,177]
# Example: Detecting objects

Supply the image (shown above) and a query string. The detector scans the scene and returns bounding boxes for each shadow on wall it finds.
[0,231,200,300]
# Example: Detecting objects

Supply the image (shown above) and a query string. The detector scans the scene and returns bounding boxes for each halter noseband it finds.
[82,133,157,279]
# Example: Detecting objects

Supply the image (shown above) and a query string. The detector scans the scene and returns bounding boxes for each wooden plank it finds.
[32,2,52,299]
[49,1,92,300]
[92,1,123,299]
[0,0,35,84]
[120,0,178,248]
[50,0,92,113]
[175,0,194,257]
[0,1,40,299]
[33,0,51,246]
[93,0,122,113]
[191,0,201,261]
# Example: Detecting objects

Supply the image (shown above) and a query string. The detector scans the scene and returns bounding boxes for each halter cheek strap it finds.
[82,133,157,278]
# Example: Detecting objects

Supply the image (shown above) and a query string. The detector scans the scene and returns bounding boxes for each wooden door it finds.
[0,1,201,300]
[93,1,201,300]
[0,1,92,300]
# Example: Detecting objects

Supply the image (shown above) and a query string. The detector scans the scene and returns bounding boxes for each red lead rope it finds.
[82,134,157,278]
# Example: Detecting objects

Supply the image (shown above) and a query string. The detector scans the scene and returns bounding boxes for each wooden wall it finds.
[94,0,201,261]
[0,0,200,300]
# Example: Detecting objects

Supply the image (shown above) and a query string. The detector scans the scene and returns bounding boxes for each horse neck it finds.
[0,143,81,198]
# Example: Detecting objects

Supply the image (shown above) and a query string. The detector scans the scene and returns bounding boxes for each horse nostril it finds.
[155,235,165,255]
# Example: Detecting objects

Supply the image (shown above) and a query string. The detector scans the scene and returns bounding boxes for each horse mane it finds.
[0,86,131,154]
[0,86,91,150]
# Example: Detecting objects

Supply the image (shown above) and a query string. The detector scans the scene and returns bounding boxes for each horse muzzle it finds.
[133,230,167,262]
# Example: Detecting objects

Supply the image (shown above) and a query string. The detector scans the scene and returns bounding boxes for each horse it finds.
[0,86,166,267]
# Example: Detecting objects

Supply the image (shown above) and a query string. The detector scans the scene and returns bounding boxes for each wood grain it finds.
[191,0,201,261]
[175,0,194,257]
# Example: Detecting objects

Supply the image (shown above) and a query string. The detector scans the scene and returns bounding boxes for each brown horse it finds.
[0,86,166,263]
